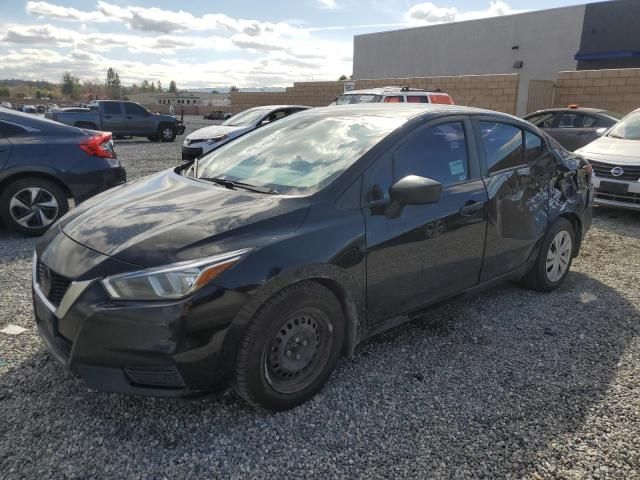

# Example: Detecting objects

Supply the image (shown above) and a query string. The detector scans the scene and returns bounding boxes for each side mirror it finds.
[390,175,442,205]
[595,127,607,137]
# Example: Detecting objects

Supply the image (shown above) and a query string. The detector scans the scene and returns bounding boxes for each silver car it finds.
[576,108,640,210]
[182,105,310,161]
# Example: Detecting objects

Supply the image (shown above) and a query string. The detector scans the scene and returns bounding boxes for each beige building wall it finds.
[231,74,520,115]
[554,68,640,115]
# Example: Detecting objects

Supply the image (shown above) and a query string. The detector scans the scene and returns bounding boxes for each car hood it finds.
[577,136,640,162]
[186,124,250,141]
[59,170,310,268]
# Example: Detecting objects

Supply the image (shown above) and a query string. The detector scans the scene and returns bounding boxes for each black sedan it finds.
[0,108,126,235]
[33,105,593,410]
[523,107,622,151]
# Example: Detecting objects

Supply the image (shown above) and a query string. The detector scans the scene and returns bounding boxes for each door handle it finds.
[459,200,485,216]
[576,131,589,135]
[104,115,111,119]
[127,116,133,119]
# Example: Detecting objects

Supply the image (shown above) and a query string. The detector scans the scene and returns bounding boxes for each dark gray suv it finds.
[0,108,126,236]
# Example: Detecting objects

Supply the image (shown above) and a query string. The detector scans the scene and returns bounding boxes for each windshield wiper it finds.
[201,177,279,194]
[608,134,625,139]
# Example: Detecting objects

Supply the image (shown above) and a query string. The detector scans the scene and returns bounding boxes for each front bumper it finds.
[592,176,640,210]
[32,252,248,397]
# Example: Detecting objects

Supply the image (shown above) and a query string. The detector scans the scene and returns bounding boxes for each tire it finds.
[233,281,345,410]
[158,124,176,142]
[520,217,575,292]
[0,177,68,236]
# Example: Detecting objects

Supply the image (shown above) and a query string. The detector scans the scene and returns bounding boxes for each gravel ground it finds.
[1,117,640,478]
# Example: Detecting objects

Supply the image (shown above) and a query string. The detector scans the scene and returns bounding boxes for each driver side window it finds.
[392,122,469,187]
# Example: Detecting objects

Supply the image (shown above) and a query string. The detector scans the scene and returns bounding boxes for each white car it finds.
[330,86,454,106]
[1,101,12,109]
[182,105,310,161]
[576,107,640,211]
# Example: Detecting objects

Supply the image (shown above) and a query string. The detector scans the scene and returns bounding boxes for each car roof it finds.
[0,107,82,133]
[525,107,609,115]
[342,86,449,96]
[296,103,521,122]
[243,105,311,111]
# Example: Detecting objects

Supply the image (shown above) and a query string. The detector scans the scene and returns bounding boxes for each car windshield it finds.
[607,111,640,140]
[334,94,383,105]
[196,113,405,195]
[221,109,269,126]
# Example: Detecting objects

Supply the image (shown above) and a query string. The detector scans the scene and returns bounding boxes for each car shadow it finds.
[1,270,637,477]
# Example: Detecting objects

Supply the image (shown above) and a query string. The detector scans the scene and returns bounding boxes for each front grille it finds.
[590,160,640,182]
[37,262,72,307]
[595,188,640,206]
[124,366,185,388]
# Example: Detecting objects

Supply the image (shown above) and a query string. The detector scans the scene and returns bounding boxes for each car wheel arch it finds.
[558,212,582,257]
[0,171,73,201]
[220,270,363,377]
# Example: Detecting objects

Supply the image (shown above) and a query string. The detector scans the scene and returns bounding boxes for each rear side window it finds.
[0,121,28,138]
[383,96,404,103]
[583,115,598,128]
[406,95,428,103]
[124,102,148,116]
[393,122,469,186]
[526,113,555,128]
[102,103,122,115]
[480,122,523,173]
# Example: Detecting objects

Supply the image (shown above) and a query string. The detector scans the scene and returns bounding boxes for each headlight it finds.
[206,135,228,145]
[101,249,250,300]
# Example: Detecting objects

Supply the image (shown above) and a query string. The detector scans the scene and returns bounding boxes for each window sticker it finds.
[449,159,465,176]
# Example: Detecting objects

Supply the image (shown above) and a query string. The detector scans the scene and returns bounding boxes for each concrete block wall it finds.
[554,68,640,115]
[230,74,520,114]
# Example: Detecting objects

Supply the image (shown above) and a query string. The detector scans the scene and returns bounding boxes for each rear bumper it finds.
[68,165,126,204]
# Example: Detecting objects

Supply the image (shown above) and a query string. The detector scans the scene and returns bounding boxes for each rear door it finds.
[363,117,488,324]
[100,102,126,134]
[123,102,154,135]
[473,118,553,281]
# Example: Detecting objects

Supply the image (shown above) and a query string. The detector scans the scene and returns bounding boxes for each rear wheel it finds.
[520,217,575,292]
[0,177,68,236]
[158,124,176,142]
[233,281,345,410]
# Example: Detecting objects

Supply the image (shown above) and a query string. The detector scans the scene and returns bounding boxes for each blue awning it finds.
[575,50,640,61]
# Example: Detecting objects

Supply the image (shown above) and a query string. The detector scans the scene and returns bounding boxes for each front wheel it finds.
[0,177,68,236]
[520,217,575,292]
[233,281,345,410]
[158,124,176,142]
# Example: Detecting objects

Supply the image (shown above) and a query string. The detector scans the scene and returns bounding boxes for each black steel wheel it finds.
[233,281,345,410]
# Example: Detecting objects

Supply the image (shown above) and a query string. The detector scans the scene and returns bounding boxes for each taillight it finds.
[79,132,117,159]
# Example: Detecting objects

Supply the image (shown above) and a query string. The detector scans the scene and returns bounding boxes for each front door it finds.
[473,118,553,281]
[363,118,488,324]
[123,102,154,135]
